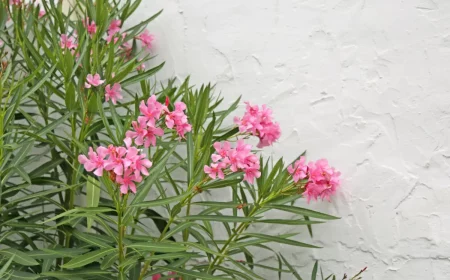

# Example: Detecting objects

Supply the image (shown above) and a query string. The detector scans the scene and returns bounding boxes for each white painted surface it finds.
[130,1,450,279]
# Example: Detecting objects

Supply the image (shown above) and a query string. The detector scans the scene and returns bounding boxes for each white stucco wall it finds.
[130,1,450,279]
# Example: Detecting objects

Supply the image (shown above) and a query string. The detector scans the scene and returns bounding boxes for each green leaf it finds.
[0,255,14,277]
[157,266,228,280]
[127,242,187,253]
[179,215,259,223]
[65,82,76,110]
[130,192,190,208]
[6,270,39,280]
[265,205,340,220]
[241,233,320,248]
[280,254,303,280]
[14,166,30,184]
[186,132,194,184]
[120,62,164,87]
[161,221,197,241]
[86,176,101,230]
[255,219,323,225]
[311,261,318,280]
[0,248,39,266]
[62,248,116,269]
[22,64,57,99]
[144,252,202,261]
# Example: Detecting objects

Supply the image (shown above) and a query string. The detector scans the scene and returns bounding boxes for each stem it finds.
[118,193,128,279]
[138,192,196,280]
[207,199,263,273]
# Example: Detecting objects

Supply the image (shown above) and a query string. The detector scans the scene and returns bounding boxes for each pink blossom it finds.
[139,95,164,122]
[212,141,231,162]
[78,147,108,176]
[108,19,121,35]
[136,30,154,49]
[243,166,261,184]
[0,41,3,47]
[10,0,20,5]
[144,120,164,147]
[83,18,97,36]
[84,73,105,88]
[165,101,191,138]
[126,117,148,147]
[38,10,46,18]
[234,102,281,147]
[205,140,260,184]
[79,140,153,195]
[137,63,145,71]
[104,146,127,176]
[107,32,126,44]
[288,158,341,202]
[152,275,161,280]
[257,122,281,148]
[126,117,164,148]
[104,83,122,104]
[60,34,77,50]
[116,169,140,194]
[204,163,225,180]
[287,156,308,183]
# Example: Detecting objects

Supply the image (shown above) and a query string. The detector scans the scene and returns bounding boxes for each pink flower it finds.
[126,117,164,148]
[139,95,164,122]
[116,169,140,194]
[206,140,260,184]
[84,73,105,88]
[257,122,281,148]
[136,30,154,49]
[83,18,97,36]
[108,19,121,35]
[144,120,164,147]
[165,101,191,138]
[152,275,161,280]
[107,32,126,44]
[126,117,148,147]
[78,147,108,176]
[10,0,20,5]
[243,166,261,184]
[38,10,46,18]
[0,41,3,47]
[302,182,326,203]
[212,141,231,162]
[287,156,308,183]
[204,163,225,180]
[104,146,127,176]
[137,63,145,71]
[290,158,341,202]
[104,83,122,104]
[60,34,77,50]
[234,102,281,147]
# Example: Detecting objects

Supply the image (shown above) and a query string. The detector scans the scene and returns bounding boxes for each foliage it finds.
[0,0,364,279]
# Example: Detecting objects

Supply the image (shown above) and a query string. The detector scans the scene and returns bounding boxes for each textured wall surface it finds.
[130,1,450,279]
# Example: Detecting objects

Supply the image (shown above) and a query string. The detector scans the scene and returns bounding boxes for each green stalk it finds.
[118,193,128,279]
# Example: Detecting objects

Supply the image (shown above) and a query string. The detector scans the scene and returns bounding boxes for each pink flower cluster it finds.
[234,102,281,148]
[287,157,341,202]
[126,96,191,144]
[204,140,261,184]
[78,138,152,194]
